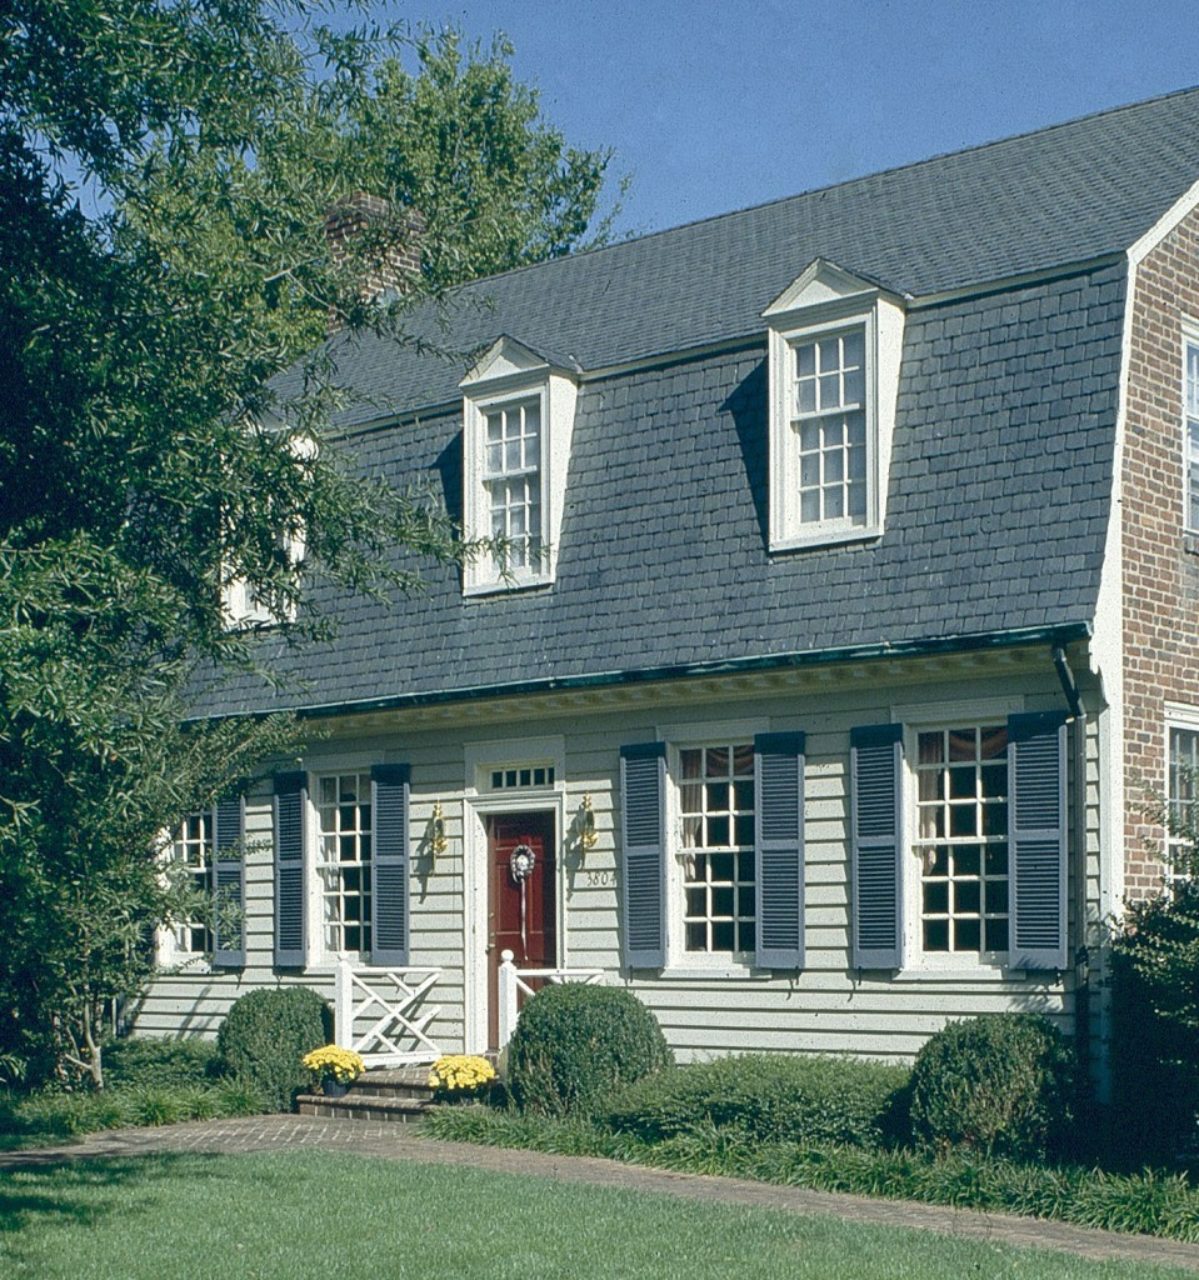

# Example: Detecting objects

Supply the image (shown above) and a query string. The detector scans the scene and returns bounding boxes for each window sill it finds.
[770,526,881,555]
[654,966,774,982]
[464,575,554,599]
[894,964,1057,984]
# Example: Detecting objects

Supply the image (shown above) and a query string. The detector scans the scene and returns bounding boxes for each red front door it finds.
[488,811,556,1050]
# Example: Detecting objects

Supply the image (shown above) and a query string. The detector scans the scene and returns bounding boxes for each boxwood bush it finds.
[217,987,332,1112]
[506,983,672,1117]
[604,1053,909,1150]
[908,1013,1078,1161]
[104,1036,221,1089]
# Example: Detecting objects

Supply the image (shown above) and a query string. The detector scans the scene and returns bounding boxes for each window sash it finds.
[1186,341,1199,532]
[1168,725,1199,882]
[788,325,870,531]
[315,771,373,957]
[912,725,1010,957]
[172,812,213,954]
[677,743,756,956]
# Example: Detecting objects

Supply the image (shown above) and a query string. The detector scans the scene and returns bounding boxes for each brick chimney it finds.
[324,193,424,332]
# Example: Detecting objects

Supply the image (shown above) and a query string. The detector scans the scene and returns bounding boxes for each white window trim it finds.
[658,717,768,972]
[155,819,213,972]
[1164,702,1199,883]
[1181,317,1199,535]
[222,434,314,627]
[461,735,568,1055]
[764,263,905,554]
[460,340,579,597]
[899,712,1017,976]
[303,760,377,971]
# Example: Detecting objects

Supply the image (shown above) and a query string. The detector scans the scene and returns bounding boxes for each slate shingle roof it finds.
[202,89,1199,716]
[296,86,1199,432]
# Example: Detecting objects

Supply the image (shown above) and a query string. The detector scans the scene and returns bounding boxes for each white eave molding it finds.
[460,335,580,596]
[762,258,908,553]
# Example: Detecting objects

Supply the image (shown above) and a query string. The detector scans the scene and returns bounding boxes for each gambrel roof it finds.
[204,89,1199,717]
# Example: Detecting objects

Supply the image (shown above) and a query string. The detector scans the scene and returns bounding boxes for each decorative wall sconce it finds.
[579,793,598,851]
[429,801,448,856]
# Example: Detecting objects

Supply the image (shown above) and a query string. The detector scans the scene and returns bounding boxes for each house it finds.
[140,87,1199,1087]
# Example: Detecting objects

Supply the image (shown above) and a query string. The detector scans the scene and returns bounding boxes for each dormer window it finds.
[483,396,543,574]
[461,336,579,595]
[793,327,868,528]
[763,260,906,552]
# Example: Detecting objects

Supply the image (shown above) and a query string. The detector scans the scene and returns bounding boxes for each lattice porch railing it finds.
[334,961,444,1068]
[496,949,604,1050]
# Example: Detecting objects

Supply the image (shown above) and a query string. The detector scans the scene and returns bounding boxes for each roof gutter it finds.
[212,621,1092,724]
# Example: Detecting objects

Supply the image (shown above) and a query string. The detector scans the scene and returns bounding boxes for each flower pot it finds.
[322,1077,350,1099]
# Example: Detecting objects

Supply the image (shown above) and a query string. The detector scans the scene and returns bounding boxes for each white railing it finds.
[496,949,604,1050]
[334,960,444,1068]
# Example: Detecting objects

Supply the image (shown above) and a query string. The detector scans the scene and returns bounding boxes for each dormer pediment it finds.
[460,334,580,391]
[762,258,904,326]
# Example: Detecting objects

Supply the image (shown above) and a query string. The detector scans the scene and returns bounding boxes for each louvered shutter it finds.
[850,724,904,969]
[371,764,410,967]
[273,771,306,967]
[211,794,245,967]
[1007,711,1069,970]
[620,743,667,969]
[754,732,806,969]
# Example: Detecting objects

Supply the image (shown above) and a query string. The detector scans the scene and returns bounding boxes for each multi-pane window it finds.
[172,812,213,953]
[1185,341,1199,532]
[484,398,542,573]
[914,727,1009,955]
[1167,725,1199,882]
[316,772,372,955]
[678,744,756,954]
[489,764,556,791]
[792,328,868,527]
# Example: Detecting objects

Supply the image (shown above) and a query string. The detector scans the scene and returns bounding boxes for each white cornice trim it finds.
[1128,176,1199,266]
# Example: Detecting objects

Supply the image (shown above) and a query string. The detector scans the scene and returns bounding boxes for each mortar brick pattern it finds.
[1124,207,1199,894]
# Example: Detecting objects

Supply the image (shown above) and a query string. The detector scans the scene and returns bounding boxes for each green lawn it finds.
[0,1150,1190,1279]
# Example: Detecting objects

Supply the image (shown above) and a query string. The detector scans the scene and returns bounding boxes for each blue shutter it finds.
[1007,711,1069,971]
[850,724,904,969]
[371,764,410,967]
[620,743,666,969]
[211,794,245,967]
[273,771,306,967]
[754,732,806,969]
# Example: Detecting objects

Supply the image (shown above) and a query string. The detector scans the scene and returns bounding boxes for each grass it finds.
[0,1081,266,1151]
[425,1107,1199,1244]
[0,1150,1191,1279]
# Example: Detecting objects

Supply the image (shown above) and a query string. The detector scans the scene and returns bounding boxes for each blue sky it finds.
[388,0,1199,239]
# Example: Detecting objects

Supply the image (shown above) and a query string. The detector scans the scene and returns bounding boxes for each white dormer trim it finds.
[763,259,906,553]
[461,336,579,595]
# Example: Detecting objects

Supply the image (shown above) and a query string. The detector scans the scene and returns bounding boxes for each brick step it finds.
[296,1092,431,1123]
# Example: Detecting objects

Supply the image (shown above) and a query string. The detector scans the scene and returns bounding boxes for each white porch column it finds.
[497,949,519,1049]
[334,958,353,1048]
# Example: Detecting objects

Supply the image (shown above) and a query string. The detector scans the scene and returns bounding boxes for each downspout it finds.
[1053,644,1091,1079]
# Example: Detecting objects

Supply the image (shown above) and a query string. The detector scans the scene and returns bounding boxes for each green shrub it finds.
[1111,882,1199,1168]
[506,983,672,1117]
[216,987,332,1112]
[604,1053,909,1150]
[426,1105,1199,1244]
[908,1013,1077,1161]
[104,1037,221,1089]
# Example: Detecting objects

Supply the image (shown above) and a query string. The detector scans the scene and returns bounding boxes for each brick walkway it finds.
[5,1114,1199,1274]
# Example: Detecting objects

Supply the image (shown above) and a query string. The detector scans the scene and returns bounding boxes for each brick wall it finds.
[324,193,423,330]
[1123,205,1199,894]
